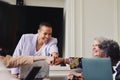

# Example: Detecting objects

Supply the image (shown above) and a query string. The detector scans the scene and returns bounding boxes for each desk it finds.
[49,65,70,80]
[49,65,84,80]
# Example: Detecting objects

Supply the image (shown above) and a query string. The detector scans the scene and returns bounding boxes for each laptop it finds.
[20,66,41,80]
[81,58,113,80]
[20,61,49,80]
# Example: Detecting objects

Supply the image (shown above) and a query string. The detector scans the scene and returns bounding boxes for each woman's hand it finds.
[67,72,82,80]
[54,58,64,65]
[45,56,54,64]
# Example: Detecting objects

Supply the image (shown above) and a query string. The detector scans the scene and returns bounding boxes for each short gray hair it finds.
[94,37,108,44]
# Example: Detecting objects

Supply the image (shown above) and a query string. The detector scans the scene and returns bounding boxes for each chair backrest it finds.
[81,58,113,80]
[20,61,49,79]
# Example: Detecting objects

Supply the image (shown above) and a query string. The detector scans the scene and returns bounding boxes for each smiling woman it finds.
[92,37,108,58]
[0,1,64,57]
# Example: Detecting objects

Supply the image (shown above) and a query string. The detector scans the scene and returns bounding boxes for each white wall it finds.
[118,0,120,43]
[82,0,118,57]
[2,0,64,8]
[2,0,120,58]
[1,0,16,4]
[65,0,120,58]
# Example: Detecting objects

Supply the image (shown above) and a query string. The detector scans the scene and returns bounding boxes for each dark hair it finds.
[39,22,52,29]
[99,40,120,65]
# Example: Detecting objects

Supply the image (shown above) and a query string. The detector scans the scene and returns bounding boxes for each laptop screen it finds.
[25,67,41,80]
[20,61,49,80]
[20,66,41,80]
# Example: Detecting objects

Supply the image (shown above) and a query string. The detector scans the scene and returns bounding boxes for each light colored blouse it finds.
[11,34,58,74]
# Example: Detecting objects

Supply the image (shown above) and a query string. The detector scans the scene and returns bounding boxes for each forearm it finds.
[7,56,48,68]
[4,56,51,68]
[5,56,34,68]
[64,58,70,64]
[33,56,46,62]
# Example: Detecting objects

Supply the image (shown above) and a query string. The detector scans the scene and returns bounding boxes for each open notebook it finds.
[81,58,113,80]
